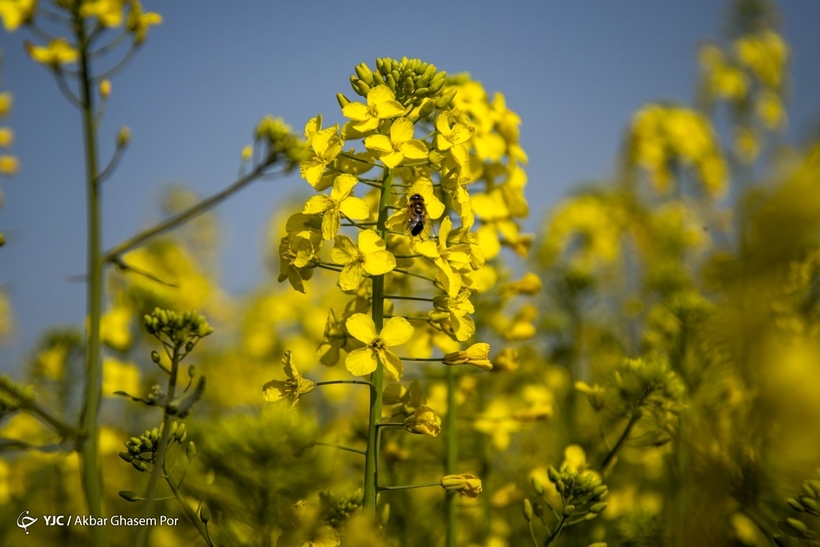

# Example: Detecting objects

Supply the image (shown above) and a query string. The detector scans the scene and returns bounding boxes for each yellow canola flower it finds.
[431,288,475,342]
[0,0,35,31]
[0,155,18,176]
[37,344,68,380]
[344,313,413,380]
[342,84,405,133]
[501,272,542,296]
[331,229,396,292]
[416,217,471,298]
[126,0,162,44]
[364,117,428,168]
[385,177,445,237]
[300,126,342,190]
[0,128,13,148]
[444,342,493,370]
[574,381,605,411]
[100,305,132,351]
[101,357,140,397]
[25,38,78,68]
[735,30,788,89]
[492,347,519,371]
[262,351,315,407]
[80,0,124,27]
[435,112,474,151]
[441,473,483,498]
[403,405,441,437]
[757,89,785,131]
[303,174,369,240]
[0,92,12,117]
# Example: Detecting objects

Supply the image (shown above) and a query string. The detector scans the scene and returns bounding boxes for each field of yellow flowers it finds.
[2,1,820,546]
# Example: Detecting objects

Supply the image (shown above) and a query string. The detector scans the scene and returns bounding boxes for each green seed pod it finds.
[187,441,197,461]
[119,491,140,502]
[118,451,134,463]
[200,505,210,524]
[336,93,351,108]
[563,504,575,516]
[355,63,374,86]
[589,502,608,513]
[435,88,457,108]
[523,499,533,521]
[531,477,545,496]
[132,460,149,472]
[787,498,807,512]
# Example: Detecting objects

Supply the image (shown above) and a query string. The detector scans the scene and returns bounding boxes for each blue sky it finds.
[1,1,819,370]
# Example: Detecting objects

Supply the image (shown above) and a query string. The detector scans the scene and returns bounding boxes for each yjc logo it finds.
[17,510,38,534]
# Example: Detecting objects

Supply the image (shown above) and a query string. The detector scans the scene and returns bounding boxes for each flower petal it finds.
[330,235,359,265]
[400,139,429,160]
[342,102,369,122]
[346,313,378,344]
[390,118,415,143]
[346,347,378,376]
[358,229,387,254]
[381,316,414,346]
[331,174,358,201]
[338,262,364,292]
[363,250,396,275]
[339,196,370,220]
[364,134,393,153]
[381,349,404,381]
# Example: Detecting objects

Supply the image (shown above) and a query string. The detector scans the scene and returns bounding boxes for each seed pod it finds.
[523,499,533,521]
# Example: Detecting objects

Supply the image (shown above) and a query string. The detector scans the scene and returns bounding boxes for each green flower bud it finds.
[130,437,141,446]
[800,496,819,512]
[188,365,196,378]
[132,460,149,472]
[187,441,197,461]
[563,504,575,516]
[414,87,429,97]
[350,77,370,97]
[175,423,186,441]
[417,99,436,120]
[531,477,544,496]
[428,73,446,94]
[379,503,390,526]
[372,71,385,86]
[185,340,194,352]
[589,502,608,514]
[423,64,437,80]
[336,93,351,108]
[556,480,565,493]
[808,480,820,496]
[143,438,153,450]
[200,505,210,524]
[523,499,533,521]
[119,491,139,502]
[151,351,160,364]
[785,518,809,535]
[118,451,134,462]
[435,88,457,109]
[532,501,544,519]
[117,126,131,147]
[355,63,374,85]
[385,73,396,91]
[547,466,561,483]
[787,498,807,512]
[402,76,414,96]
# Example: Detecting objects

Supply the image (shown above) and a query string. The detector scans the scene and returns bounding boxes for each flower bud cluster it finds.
[349,57,450,110]
[143,308,213,346]
[118,420,188,471]
[320,489,363,527]
[254,116,307,171]
[545,465,609,520]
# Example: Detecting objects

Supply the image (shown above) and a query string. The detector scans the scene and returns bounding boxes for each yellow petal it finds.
[321,209,340,240]
[390,118,415,143]
[381,316,414,346]
[379,151,404,168]
[342,102,369,121]
[358,229,387,254]
[363,250,396,276]
[414,240,440,258]
[331,235,359,265]
[346,313,378,344]
[381,349,404,381]
[303,195,332,215]
[261,380,287,402]
[338,262,364,292]
[339,196,370,220]
[331,173,358,201]
[364,134,393,153]
[401,139,428,160]
[346,347,378,377]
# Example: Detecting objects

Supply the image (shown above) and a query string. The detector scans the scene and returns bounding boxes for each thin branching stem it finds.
[96,144,125,185]
[378,482,441,492]
[315,380,373,387]
[53,69,84,110]
[392,268,436,283]
[163,466,214,546]
[94,45,138,82]
[104,162,276,261]
[600,410,641,475]
[311,441,366,456]
[384,294,433,302]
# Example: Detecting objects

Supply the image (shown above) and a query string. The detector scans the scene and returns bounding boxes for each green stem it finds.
[315,380,372,387]
[378,482,442,492]
[600,410,641,474]
[543,515,567,546]
[445,366,458,547]
[311,441,366,456]
[75,13,105,547]
[104,160,272,261]
[384,294,432,301]
[398,356,443,362]
[362,168,393,513]
[135,344,181,547]
[164,466,214,546]
[392,268,437,283]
